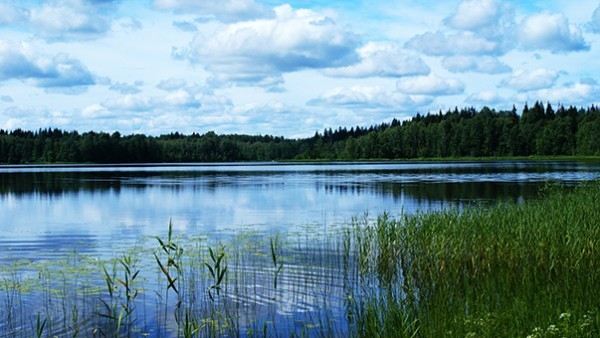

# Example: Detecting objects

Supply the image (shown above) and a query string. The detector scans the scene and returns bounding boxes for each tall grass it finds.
[0,183,598,337]
[353,182,600,337]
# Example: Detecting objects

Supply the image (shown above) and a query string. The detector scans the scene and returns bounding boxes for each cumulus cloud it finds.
[157,78,188,91]
[396,75,464,95]
[0,0,123,41]
[77,86,270,134]
[29,0,119,40]
[177,5,359,88]
[501,68,560,91]
[405,31,501,56]
[406,0,516,57]
[0,95,13,103]
[407,0,587,58]
[466,90,510,105]
[442,55,511,74]
[81,103,116,119]
[0,40,95,89]
[588,5,600,33]
[517,80,599,105]
[109,80,144,94]
[104,94,154,112]
[519,13,588,53]
[0,3,29,25]
[173,20,197,32]
[323,42,429,78]
[445,0,509,32]
[308,86,433,111]
[154,0,267,22]
[102,85,231,115]
[1,107,72,130]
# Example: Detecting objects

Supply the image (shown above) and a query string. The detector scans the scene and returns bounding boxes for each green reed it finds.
[352,182,600,337]
[269,237,283,291]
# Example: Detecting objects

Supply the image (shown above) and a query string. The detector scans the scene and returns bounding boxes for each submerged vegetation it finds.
[0,182,599,337]
[2,103,600,163]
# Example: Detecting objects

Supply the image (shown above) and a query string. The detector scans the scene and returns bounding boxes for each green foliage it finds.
[34,312,47,338]
[352,182,600,337]
[205,245,227,302]
[269,237,284,290]
[98,254,140,337]
[1,103,600,163]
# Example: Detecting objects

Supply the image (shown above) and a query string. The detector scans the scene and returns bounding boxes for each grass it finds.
[352,182,600,337]
[0,183,599,337]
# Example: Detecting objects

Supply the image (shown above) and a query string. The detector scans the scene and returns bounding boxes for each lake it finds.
[0,161,599,336]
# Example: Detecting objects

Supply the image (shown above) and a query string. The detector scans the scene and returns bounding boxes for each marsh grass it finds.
[0,183,598,337]
[352,182,600,337]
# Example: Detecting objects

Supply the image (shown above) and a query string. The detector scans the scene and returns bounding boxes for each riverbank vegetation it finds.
[0,182,599,337]
[2,103,600,163]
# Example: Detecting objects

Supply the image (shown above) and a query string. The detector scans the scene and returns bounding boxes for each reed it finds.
[353,182,600,337]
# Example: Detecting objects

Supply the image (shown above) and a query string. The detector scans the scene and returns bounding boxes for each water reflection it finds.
[0,161,599,259]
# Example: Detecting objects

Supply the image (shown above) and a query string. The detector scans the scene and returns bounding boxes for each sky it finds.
[0,0,599,137]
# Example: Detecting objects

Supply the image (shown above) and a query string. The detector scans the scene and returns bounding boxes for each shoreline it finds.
[1,156,600,169]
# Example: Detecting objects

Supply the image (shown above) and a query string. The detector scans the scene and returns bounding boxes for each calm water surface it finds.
[0,161,599,337]
[1,161,599,259]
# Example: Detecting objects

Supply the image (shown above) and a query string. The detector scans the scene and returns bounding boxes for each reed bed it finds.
[353,182,600,337]
[0,183,598,337]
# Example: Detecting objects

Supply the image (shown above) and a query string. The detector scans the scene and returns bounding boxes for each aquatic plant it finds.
[269,237,284,291]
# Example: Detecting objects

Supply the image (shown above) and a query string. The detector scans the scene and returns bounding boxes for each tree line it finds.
[1,102,600,164]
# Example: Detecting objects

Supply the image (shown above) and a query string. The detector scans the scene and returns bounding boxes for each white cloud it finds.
[517,80,599,105]
[29,0,117,40]
[519,13,588,53]
[104,94,154,112]
[405,31,501,56]
[82,103,116,119]
[408,3,587,58]
[163,89,202,108]
[154,0,267,22]
[176,5,359,88]
[466,90,510,105]
[396,75,464,95]
[0,3,29,25]
[308,85,433,110]
[102,86,231,114]
[172,20,197,32]
[501,68,560,91]
[323,42,429,78]
[0,40,95,89]
[445,0,504,31]
[1,107,72,130]
[1,95,13,103]
[442,55,511,74]
[108,80,144,94]
[157,78,188,91]
[588,5,600,33]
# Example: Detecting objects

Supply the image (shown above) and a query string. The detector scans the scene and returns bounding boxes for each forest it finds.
[1,102,600,164]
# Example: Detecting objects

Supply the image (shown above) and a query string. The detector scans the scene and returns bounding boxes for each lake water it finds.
[0,161,599,336]
[1,161,599,259]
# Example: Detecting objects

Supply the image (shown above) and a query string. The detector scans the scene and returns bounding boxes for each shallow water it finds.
[0,161,599,336]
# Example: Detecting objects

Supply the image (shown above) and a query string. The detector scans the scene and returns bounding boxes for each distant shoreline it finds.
[2,155,600,169]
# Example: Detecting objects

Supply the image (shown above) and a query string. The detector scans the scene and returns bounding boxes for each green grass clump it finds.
[353,182,600,337]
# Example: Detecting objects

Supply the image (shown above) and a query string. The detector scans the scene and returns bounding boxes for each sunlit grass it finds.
[352,182,600,337]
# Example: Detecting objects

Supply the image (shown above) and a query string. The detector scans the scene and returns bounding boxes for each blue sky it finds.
[0,0,599,137]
